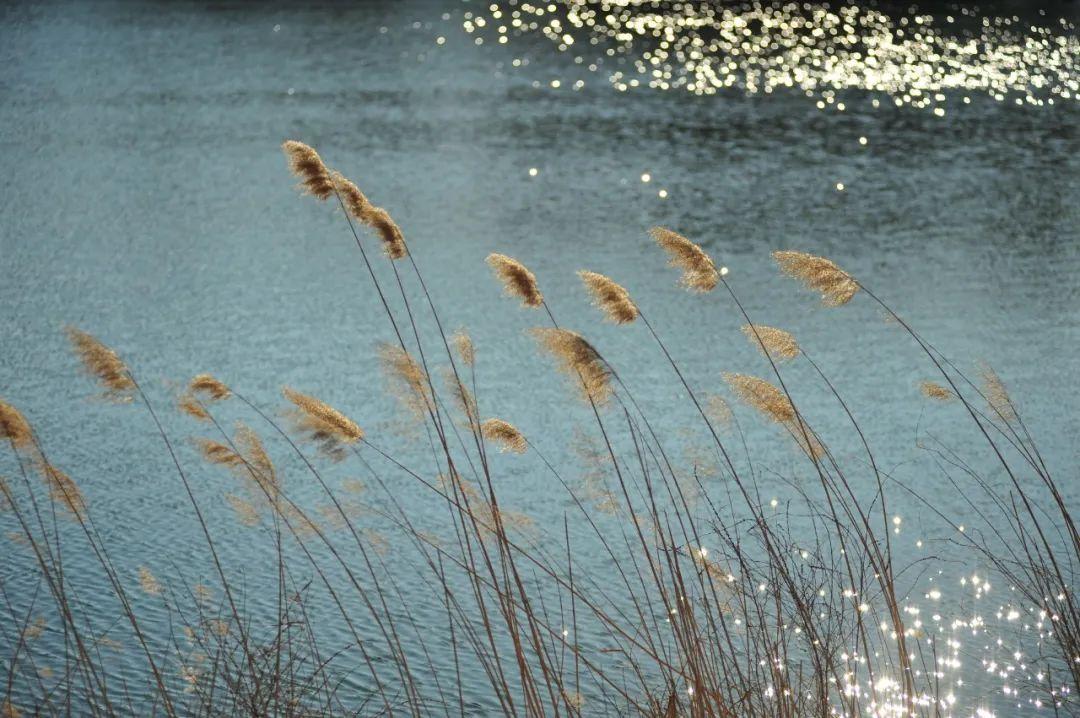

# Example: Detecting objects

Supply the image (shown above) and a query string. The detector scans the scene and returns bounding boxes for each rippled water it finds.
[1,1,1078,715]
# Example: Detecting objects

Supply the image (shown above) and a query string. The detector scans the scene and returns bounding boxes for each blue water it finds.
[1,1,1078,714]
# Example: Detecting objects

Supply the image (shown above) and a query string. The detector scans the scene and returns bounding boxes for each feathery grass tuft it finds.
[578,271,638,324]
[486,254,543,308]
[480,418,527,454]
[651,227,720,292]
[189,374,231,401]
[452,329,475,367]
[379,344,431,418]
[920,380,954,401]
[138,566,162,596]
[723,373,796,424]
[741,324,800,362]
[331,172,408,259]
[65,327,135,400]
[772,250,859,307]
[977,362,1016,421]
[282,140,334,200]
[283,387,364,460]
[0,400,33,449]
[38,463,86,519]
[530,328,612,405]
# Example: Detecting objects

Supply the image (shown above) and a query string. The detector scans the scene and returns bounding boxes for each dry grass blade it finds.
[920,381,954,401]
[331,172,408,260]
[0,400,33,449]
[772,250,859,307]
[65,327,135,400]
[741,324,800,362]
[282,140,334,200]
[480,418,527,454]
[650,227,720,292]
[977,361,1016,422]
[578,271,638,324]
[486,253,543,308]
[723,373,795,424]
[530,328,612,405]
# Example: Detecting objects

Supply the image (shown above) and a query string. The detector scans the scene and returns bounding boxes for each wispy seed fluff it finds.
[0,400,33,449]
[651,227,720,292]
[977,362,1016,422]
[723,373,795,424]
[486,254,543,308]
[452,329,475,367]
[39,463,86,519]
[190,374,231,401]
[331,172,408,260]
[530,328,613,405]
[578,271,638,324]
[772,251,859,307]
[282,140,334,200]
[481,418,527,454]
[920,381,954,401]
[741,325,800,362]
[283,387,363,460]
[379,344,431,418]
[65,327,135,400]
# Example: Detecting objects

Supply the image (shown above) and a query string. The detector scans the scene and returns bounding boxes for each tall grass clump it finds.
[0,141,1075,718]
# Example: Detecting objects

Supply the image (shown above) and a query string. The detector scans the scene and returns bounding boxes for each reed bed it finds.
[0,140,1076,717]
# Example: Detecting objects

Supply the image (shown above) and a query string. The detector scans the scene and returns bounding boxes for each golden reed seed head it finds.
[723,373,796,424]
[378,344,431,418]
[65,327,135,399]
[920,381,954,401]
[331,172,408,260]
[189,374,230,401]
[650,227,720,293]
[578,271,638,324]
[486,253,543,308]
[282,387,364,452]
[704,393,733,429]
[772,250,859,307]
[530,328,613,405]
[39,463,86,519]
[977,361,1016,422]
[452,329,475,367]
[481,418,527,454]
[138,566,162,596]
[741,324,801,362]
[177,394,211,422]
[234,424,277,496]
[0,400,33,449]
[282,140,334,200]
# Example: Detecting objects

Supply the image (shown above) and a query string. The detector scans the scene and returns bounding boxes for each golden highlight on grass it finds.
[177,395,211,422]
[379,344,431,418]
[282,140,334,200]
[65,327,135,399]
[331,172,408,260]
[920,380,954,401]
[741,324,800,362]
[0,400,33,449]
[480,418,527,454]
[282,387,364,449]
[723,373,796,424]
[189,374,231,401]
[578,271,638,324]
[650,227,720,292]
[38,463,85,519]
[772,250,859,307]
[486,253,543,308]
[530,328,612,405]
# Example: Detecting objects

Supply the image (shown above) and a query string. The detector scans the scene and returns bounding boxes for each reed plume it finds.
[0,400,33,449]
[452,329,475,367]
[189,374,231,401]
[65,327,135,400]
[486,253,543,308]
[723,373,796,424]
[578,271,638,324]
[282,387,364,460]
[530,328,612,405]
[443,368,476,424]
[282,140,334,200]
[977,362,1016,421]
[650,227,720,292]
[138,566,162,596]
[772,250,859,307]
[704,393,733,429]
[920,380,954,401]
[480,418,527,454]
[234,424,277,499]
[177,395,210,422]
[331,172,408,260]
[379,344,431,418]
[741,324,800,362]
[38,463,86,519]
